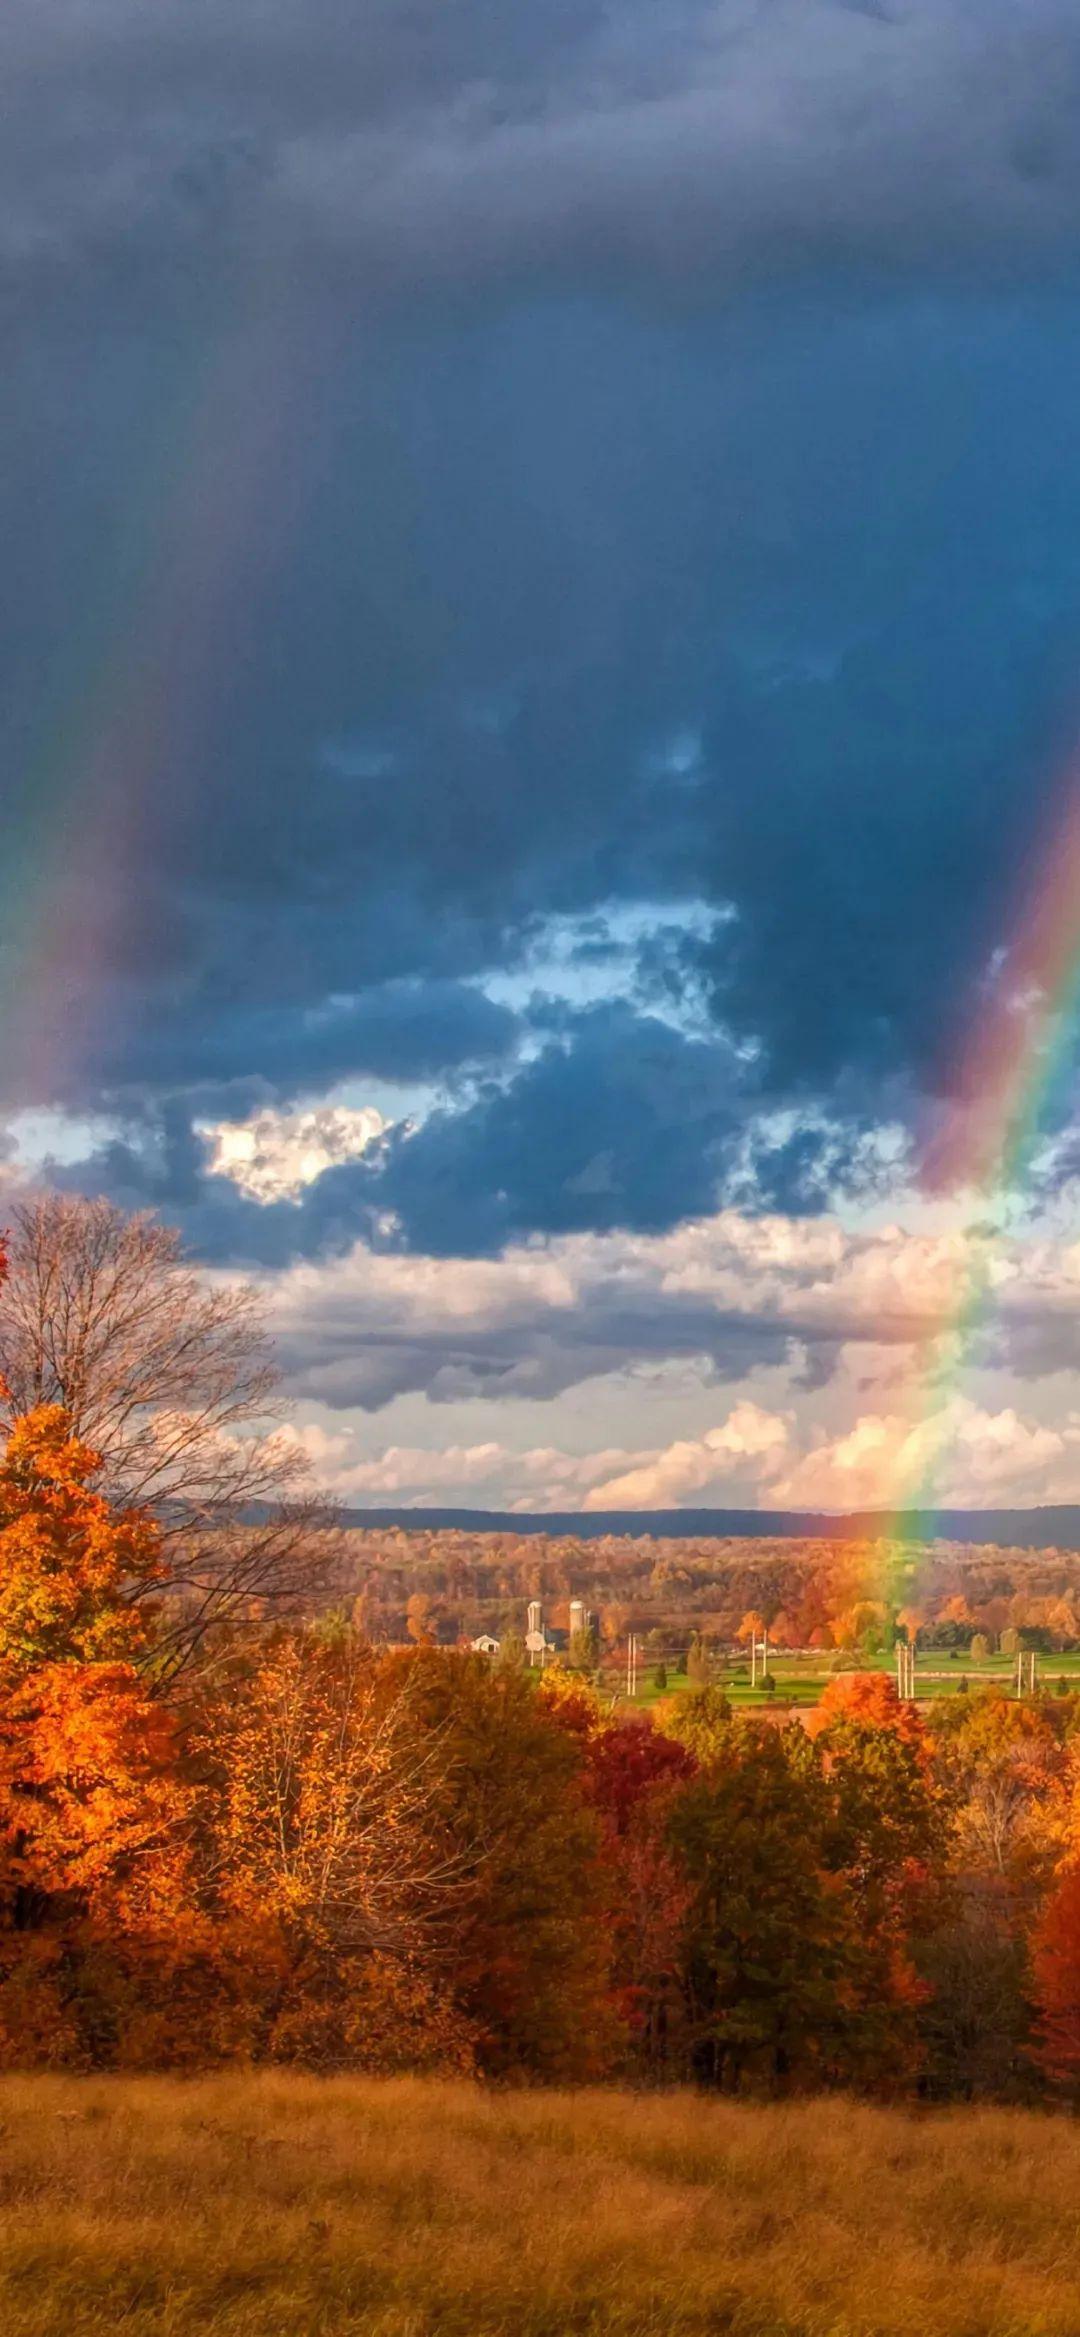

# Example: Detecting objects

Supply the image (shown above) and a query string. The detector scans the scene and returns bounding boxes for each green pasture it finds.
[609,1646,1080,1711]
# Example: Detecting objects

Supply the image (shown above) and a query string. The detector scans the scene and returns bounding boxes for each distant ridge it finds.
[337,1504,1080,1550]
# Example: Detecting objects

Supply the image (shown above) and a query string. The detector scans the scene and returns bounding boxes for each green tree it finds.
[568,1626,599,1674]
[384,1648,619,2081]
[665,1685,733,1765]
[666,1726,854,2092]
[811,1675,946,2073]
[686,1636,710,1689]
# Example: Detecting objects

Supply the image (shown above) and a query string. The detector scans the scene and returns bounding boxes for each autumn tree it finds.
[195,1634,473,2070]
[666,1724,859,2092]
[0,1407,163,1667]
[929,1692,1067,1893]
[389,1648,620,2080]
[813,1678,940,1900]
[405,1593,436,1644]
[0,1408,192,2064]
[1032,1863,1080,2091]
[917,1875,1034,2100]
[809,1674,945,2075]
[579,1711,696,2072]
[686,1634,710,1688]
[664,1684,734,1765]
[912,1689,1072,2095]
[0,1195,333,1680]
[568,1623,599,1674]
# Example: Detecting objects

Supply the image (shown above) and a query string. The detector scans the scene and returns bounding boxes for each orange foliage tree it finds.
[1032,1863,1080,2089]
[195,1634,474,2071]
[539,1676,696,2070]
[0,1406,192,2064]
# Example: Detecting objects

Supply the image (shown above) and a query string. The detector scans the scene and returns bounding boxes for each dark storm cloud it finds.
[88,980,519,1106]
[368,1006,891,1256]
[5,2,1080,294]
[49,1006,885,1274]
[373,1007,745,1253]
[9,289,1080,1228]
[6,2,1080,1259]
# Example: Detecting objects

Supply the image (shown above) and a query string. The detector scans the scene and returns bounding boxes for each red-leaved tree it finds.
[1032,1864,1080,2090]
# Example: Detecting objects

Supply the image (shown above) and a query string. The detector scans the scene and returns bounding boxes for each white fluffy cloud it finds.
[206,1104,386,1202]
[240,1204,1080,1510]
[285,1389,1080,1515]
[263,1209,1080,1411]
[279,1419,668,1509]
[773,1397,1080,1512]
[582,1402,790,1510]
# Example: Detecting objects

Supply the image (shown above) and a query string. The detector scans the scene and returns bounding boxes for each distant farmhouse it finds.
[471,1598,593,1664]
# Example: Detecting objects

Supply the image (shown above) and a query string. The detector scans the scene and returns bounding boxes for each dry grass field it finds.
[0,2072,1077,2335]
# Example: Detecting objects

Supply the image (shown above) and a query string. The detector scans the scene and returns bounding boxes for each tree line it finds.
[340,1528,1080,1660]
[2,1194,1080,2095]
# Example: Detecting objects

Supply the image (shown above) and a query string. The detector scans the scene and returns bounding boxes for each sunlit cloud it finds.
[205,1103,387,1202]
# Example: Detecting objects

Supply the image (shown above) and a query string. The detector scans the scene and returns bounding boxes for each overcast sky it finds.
[6,0,1080,1510]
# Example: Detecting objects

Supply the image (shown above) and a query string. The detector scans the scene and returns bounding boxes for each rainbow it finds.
[873,771,1080,1613]
[0,290,340,1119]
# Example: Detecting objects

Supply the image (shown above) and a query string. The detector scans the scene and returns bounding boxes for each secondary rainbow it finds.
[2,293,340,1116]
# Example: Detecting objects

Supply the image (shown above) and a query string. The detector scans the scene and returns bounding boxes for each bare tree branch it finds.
[0,1195,336,1681]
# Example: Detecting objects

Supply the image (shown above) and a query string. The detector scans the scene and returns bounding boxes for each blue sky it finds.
[5,1,1080,1509]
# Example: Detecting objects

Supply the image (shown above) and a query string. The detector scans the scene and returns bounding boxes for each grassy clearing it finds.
[1,2073,1079,2335]
[625,1652,1080,1709]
